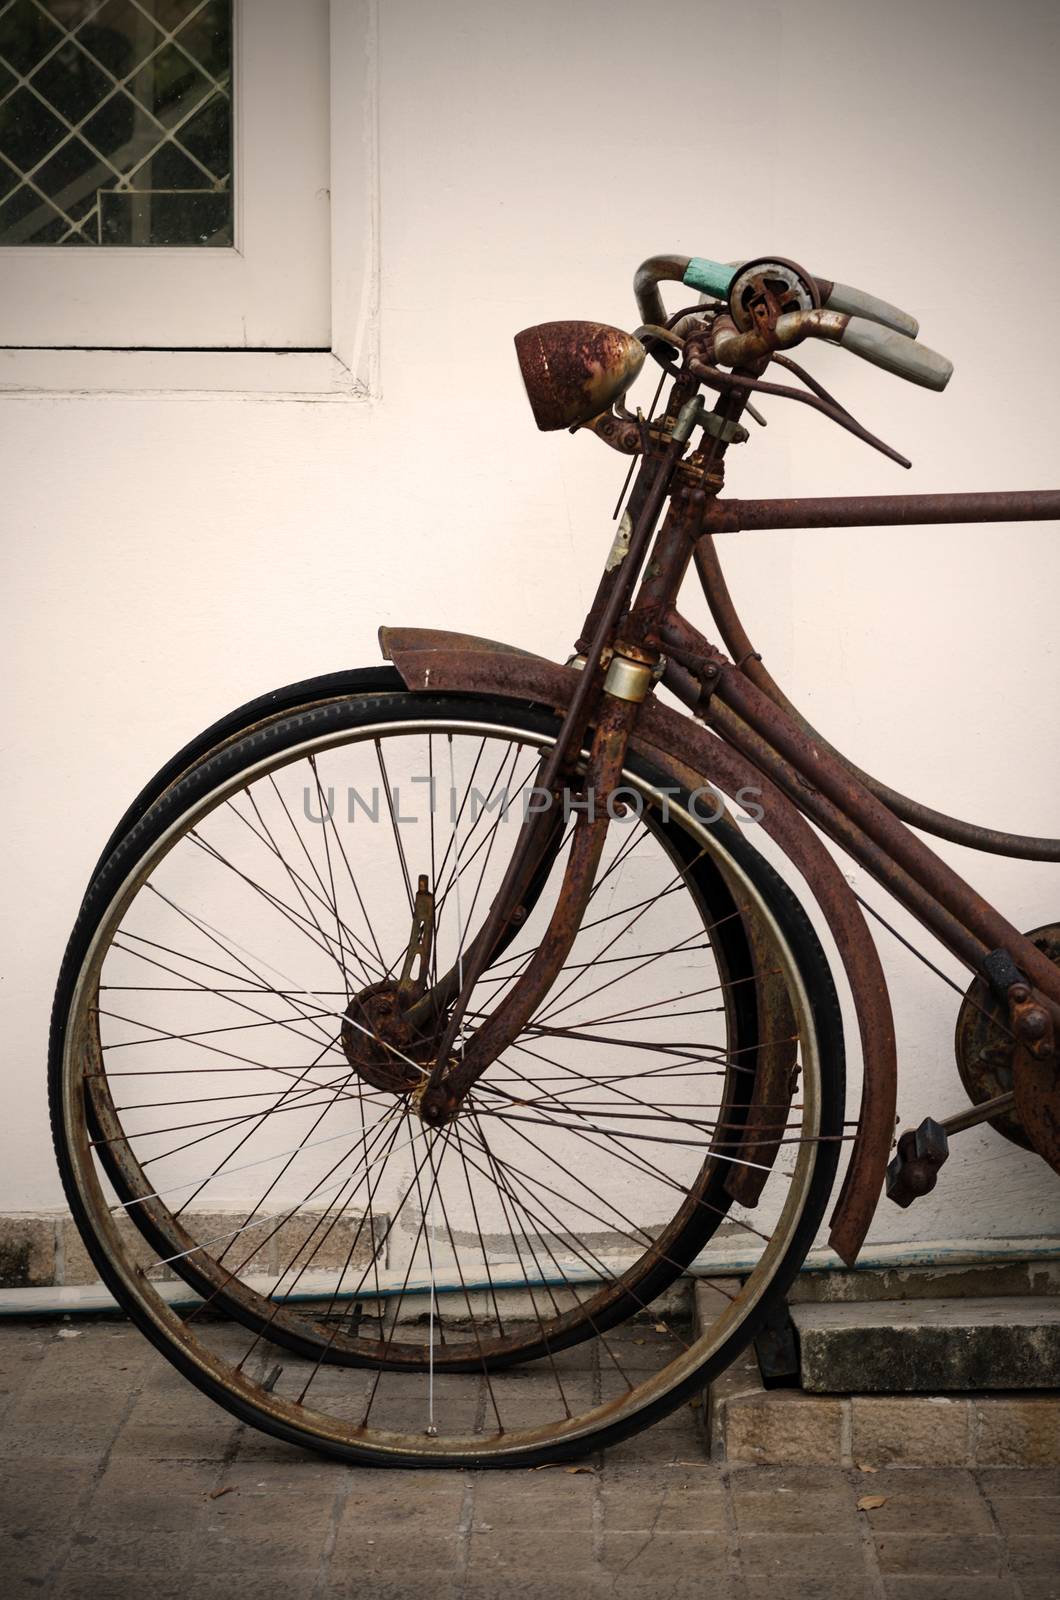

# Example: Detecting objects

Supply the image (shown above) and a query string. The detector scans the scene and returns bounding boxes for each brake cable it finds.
[686,356,912,469]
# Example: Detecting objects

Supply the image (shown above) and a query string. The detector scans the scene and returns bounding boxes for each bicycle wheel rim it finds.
[55,700,834,1465]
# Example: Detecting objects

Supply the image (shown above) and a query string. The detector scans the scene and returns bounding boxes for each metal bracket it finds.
[700,410,750,446]
[397,875,436,1001]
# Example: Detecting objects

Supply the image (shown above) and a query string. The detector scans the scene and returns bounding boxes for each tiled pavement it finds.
[2,1318,1057,1599]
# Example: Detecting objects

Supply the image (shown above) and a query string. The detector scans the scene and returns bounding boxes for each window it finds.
[0,0,377,391]
[0,0,235,248]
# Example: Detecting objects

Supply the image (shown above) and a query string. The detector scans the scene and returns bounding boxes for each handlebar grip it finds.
[823,282,919,340]
[840,317,953,391]
[682,257,736,300]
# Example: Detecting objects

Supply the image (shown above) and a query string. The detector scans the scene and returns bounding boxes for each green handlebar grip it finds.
[840,317,953,391]
[682,257,738,301]
[824,283,919,340]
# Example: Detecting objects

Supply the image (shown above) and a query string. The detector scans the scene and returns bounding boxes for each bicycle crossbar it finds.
[704,490,1060,534]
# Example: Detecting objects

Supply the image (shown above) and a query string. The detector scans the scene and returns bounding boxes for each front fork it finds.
[418,688,645,1124]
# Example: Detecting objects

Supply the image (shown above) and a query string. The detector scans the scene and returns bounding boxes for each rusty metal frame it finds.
[379,306,1059,1259]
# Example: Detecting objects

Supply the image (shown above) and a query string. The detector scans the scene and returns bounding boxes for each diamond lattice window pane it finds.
[0,0,231,245]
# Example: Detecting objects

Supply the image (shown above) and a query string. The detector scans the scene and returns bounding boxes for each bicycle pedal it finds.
[885,1117,949,1209]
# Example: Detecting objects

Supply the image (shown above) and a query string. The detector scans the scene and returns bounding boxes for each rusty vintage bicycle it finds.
[49,253,1060,1466]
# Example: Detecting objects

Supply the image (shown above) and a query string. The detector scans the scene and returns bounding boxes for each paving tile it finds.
[733,1487,859,1535]
[0,1421,120,1458]
[200,1519,334,1572]
[881,1583,1018,1600]
[987,1494,1060,1534]
[0,1455,95,1528]
[108,1420,237,1460]
[471,1486,594,1528]
[463,1584,603,1600]
[54,1572,319,1600]
[857,1482,994,1535]
[207,1478,335,1533]
[335,1470,465,1544]
[1007,1535,1060,1577]
[601,1528,730,1575]
[600,1481,727,1532]
[66,1524,197,1565]
[743,1581,878,1600]
[739,1532,867,1575]
[467,1526,595,1573]
[86,1455,217,1532]
[604,1409,701,1465]
[608,1578,740,1600]
[872,1533,1005,1577]
[1019,1580,1060,1600]
[329,1528,463,1581]
[2,1530,70,1590]
[0,1321,55,1362]
[978,1466,1060,1496]
[221,1453,340,1490]
[729,1463,854,1496]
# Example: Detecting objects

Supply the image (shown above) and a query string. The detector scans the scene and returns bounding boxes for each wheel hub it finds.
[340,981,435,1096]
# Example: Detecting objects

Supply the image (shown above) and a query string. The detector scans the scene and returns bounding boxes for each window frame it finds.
[0,0,378,399]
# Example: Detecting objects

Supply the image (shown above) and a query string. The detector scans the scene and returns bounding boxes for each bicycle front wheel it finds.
[51,688,844,1466]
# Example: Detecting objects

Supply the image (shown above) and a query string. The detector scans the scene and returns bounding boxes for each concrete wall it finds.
[2,0,1058,1252]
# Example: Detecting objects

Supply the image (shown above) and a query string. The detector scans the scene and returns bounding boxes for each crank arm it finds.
[939,1092,1015,1136]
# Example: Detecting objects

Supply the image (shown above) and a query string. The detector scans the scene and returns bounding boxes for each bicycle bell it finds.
[728,257,820,331]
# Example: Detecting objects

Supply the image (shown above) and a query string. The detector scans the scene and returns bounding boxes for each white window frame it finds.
[0,0,378,400]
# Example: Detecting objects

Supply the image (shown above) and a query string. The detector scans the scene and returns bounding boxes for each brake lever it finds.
[713,310,953,392]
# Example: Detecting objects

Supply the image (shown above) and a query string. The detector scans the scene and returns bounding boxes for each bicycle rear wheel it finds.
[51,688,844,1466]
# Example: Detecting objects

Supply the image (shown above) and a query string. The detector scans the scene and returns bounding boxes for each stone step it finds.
[791,1296,1060,1393]
[787,1255,1060,1305]
[704,1343,1060,1467]
[693,1282,1060,1467]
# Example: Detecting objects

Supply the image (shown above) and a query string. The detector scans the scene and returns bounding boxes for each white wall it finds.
[3,0,1059,1250]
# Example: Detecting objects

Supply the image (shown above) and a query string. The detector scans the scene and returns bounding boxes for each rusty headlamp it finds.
[514,320,645,430]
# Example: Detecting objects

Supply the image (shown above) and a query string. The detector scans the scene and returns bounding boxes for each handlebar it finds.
[634,254,950,389]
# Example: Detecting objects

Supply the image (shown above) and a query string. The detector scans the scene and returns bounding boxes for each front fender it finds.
[380,624,897,1266]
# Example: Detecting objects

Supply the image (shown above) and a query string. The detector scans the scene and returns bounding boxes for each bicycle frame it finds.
[380,348,1060,1266]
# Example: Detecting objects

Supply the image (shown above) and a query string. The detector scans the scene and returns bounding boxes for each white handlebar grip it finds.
[840,317,953,391]
[825,283,919,340]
